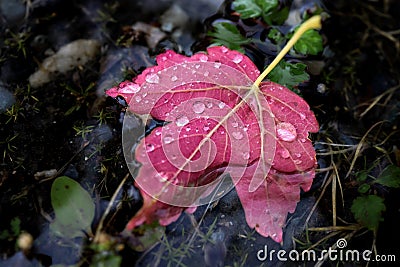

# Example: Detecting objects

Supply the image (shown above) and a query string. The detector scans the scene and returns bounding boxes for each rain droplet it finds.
[221,47,228,53]
[171,75,178,82]
[280,149,290,159]
[195,64,200,69]
[294,159,303,165]
[214,62,221,69]
[145,73,160,84]
[218,102,226,109]
[146,143,155,152]
[300,138,306,143]
[295,153,301,158]
[232,54,243,64]
[155,130,161,136]
[175,116,189,126]
[156,172,169,182]
[232,131,244,140]
[231,121,239,128]
[299,113,306,120]
[206,101,213,108]
[121,82,140,93]
[135,96,142,102]
[199,54,208,62]
[317,83,326,94]
[242,152,250,160]
[276,122,297,142]
[204,71,209,77]
[163,135,174,144]
[192,101,206,114]
[203,126,210,131]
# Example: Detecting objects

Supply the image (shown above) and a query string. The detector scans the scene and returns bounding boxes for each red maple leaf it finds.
[106,46,318,243]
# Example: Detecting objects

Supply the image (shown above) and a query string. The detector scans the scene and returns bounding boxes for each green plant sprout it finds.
[253,15,322,86]
[73,122,95,139]
[64,82,96,115]
[208,7,323,90]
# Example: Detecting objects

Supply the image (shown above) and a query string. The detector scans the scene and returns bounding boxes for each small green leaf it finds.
[131,223,165,252]
[10,217,21,236]
[358,183,370,194]
[50,176,95,238]
[268,28,285,45]
[0,230,10,240]
[293,29,323,55]
[267,60,309,89]
[351,195,386,230]
[232,0,262,19]
[375,165,400,188]
[208,22,251,53]
[90,254,122,267]
[233,0,278,19]
[356,170,369,182]
[262,6,289,25]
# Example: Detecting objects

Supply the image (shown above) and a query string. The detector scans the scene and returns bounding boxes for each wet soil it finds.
[1,0,400,266]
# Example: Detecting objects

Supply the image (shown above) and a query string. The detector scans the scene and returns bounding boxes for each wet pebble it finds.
[0,0,25,27]
[0,85,16,113]
[28,39,101,88]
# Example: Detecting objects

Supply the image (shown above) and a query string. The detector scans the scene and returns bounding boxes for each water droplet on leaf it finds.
[280,149,290,159]
[294,159,302,165]
[163,135,174,144]
[175,116,189,126]
[199,54,208,62]
[232,131,244,140]
[276,122,297,142]
[192,101,206,114]
[171,75,178,82]
[232,54,243,63]
[214,62,221,69]
[231,121,239,128]
[146,143,155,152]
[145,73,160,84]
[242,152,250,160]
[121,82,140,93]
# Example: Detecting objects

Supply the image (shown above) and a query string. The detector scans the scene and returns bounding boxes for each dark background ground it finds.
[0,0,399,266]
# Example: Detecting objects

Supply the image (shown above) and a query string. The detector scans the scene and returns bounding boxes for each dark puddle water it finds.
[1,0,399,266]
